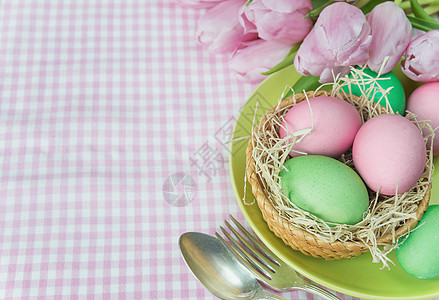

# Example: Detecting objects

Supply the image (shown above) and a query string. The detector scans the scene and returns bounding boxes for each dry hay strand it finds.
[245,71,434,269]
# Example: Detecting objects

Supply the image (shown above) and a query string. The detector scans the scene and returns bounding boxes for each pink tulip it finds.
[366,2,412,74]
[401,30,439,82]
[239,0,313,44]
[229,39,292,83]
[196,0,258,54]
[294,3,372,83]
[171,0,220,8]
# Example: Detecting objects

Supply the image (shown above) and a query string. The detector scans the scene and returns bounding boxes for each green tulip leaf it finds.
[261,44,300,76]
[305,0,332,19]
[311,0,329,9]
[407,15,439,31]
[282,75,322,99]
[410,0,437,23]
[360,0,388,14]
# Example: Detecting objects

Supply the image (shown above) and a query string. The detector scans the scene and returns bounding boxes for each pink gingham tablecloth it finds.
[0,1,424,299]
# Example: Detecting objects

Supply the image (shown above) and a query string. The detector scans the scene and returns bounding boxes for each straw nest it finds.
[245,72,434,268]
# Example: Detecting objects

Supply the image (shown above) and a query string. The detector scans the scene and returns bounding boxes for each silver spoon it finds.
[179,232,286,300]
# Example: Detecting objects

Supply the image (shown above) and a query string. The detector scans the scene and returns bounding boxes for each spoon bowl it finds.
[179,232,285,300]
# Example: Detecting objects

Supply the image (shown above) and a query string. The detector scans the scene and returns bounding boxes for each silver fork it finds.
[216,215,340,300]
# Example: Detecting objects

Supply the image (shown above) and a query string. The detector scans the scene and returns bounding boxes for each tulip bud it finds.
[229,39,293,83]
[196,0,258,54]
[294,3,372,83]
[240,0,313,44]
[367,2,412,74]
[401,30,439,82]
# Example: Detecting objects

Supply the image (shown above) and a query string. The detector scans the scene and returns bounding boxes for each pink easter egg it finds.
[352,114,426,195]
[407,82,439,155]
[279,96,362,158]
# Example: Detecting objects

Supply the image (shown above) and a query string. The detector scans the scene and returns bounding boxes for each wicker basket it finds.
[245,90,432,259]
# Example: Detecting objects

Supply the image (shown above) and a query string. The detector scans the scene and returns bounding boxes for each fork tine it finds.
[218,225,275,279]
[230,215,280,265]
[224,220,278,271]
[214,231,271,280]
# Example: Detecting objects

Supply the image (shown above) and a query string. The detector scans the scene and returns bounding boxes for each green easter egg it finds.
[396,205,439,280]
[279,155,369,225]
[342,68,406,115]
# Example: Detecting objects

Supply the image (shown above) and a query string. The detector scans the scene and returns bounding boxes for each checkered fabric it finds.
[0,1,424,299]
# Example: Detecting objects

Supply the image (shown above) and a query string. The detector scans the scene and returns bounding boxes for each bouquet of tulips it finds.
[173,0,439,85]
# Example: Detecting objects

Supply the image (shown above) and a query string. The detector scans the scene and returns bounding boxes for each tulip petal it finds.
[196,0,255,54]
[229,39,293,83]
[262,0,301,12]
[367,2,412,74]
[294,3,371,83]
[401,30,439,82]
[238,4,258,34]
[257,9,313,42]
[241,0,313,43]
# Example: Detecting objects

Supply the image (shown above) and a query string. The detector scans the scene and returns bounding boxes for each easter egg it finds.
[279,96,362,158]
[279,155,369,225]
[352,114,426,195]
[342,68,406,115]
[407,82,439,155]
[396,205,439,280]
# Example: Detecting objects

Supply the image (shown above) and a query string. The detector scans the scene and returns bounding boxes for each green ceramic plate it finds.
[229,65,439,300]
